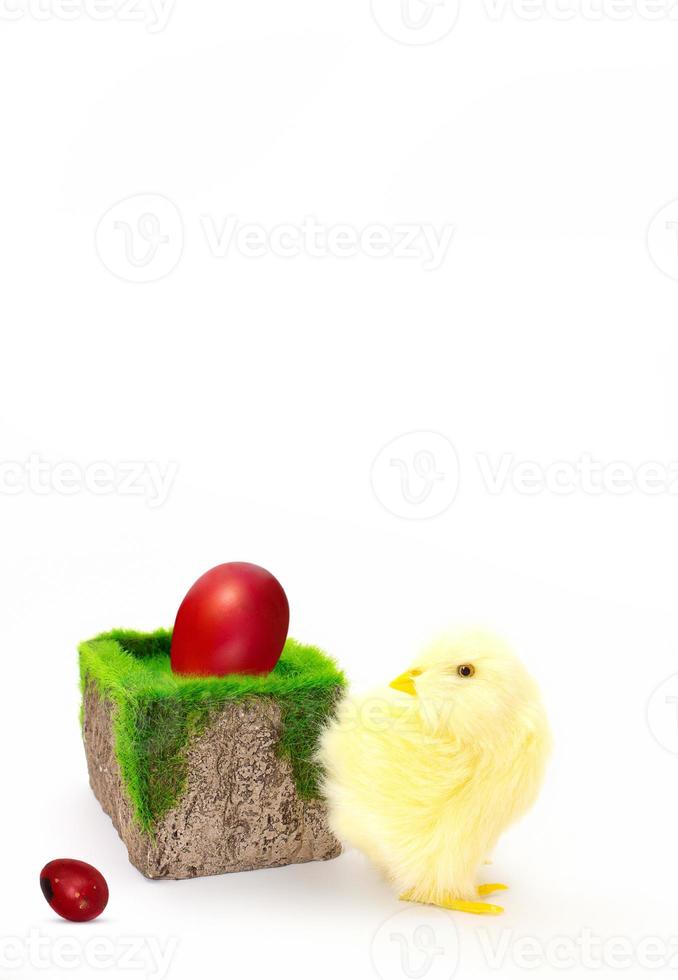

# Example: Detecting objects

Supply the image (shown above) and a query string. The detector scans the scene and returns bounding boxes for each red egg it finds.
[40,859,109,922]
[170,562,290,676]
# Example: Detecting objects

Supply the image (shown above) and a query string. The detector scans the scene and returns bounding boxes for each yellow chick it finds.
[318,629,551,915]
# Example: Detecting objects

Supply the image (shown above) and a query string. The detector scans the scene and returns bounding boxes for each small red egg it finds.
[40,859,109,922]
[171,562,290,676]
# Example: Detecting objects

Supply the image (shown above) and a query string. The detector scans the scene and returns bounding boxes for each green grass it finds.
[79,629,346,835]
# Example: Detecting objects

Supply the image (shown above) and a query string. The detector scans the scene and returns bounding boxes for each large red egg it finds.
[170,562,290,676]
[40,859,109,922]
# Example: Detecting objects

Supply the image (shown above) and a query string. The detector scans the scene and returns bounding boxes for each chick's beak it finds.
[389,668,422,696]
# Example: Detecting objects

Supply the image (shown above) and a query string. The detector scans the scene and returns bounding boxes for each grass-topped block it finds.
[79,629,346,879]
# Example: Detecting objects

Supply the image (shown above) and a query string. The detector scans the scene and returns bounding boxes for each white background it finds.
[2,1,678,978]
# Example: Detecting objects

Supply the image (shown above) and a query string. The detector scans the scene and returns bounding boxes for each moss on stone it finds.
[79,629,346,835]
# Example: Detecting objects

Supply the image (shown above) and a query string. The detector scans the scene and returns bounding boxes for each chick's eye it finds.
[457,664,475,678]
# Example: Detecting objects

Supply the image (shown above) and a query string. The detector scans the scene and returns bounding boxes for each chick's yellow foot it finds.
[477,883,508,897]
[399,889,504,916]
[440,897,504,915]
